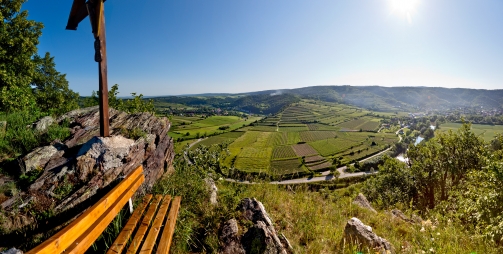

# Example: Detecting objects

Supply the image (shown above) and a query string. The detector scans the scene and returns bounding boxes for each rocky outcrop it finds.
[343,217,394,254]
[391,209,414,223]
[220,219,245,254]
[33,116,54,132]
[353,193,377,213]
[0,106,174,245]
[205,177,218,205]
[219,198,292,254]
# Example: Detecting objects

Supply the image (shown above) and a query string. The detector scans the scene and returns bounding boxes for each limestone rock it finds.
[20,145,58,174]
[353,193,377,213]
[219,198,291,254]
[0,248,23,254]
[391,209,414,223]
[0,107,174,247]
[33,116,54,132]
[343,217,393,254]
[205,178,218,205]
[239,198,273,226]
[242,221,287,254]
[219,219,245,254]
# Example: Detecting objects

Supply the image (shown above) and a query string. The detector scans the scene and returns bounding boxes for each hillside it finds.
[157,86,503,113]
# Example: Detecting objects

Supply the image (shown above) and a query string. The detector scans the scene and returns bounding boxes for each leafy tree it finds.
[32,53,79,114]
[407,123,485,209]
[0,0,43,111]
[363,156,415,208]
[84,84,155,114]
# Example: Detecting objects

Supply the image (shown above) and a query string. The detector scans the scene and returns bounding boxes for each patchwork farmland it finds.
[171,100,399,177]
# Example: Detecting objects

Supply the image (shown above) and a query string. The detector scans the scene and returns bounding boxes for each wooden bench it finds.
[27,166,181,254]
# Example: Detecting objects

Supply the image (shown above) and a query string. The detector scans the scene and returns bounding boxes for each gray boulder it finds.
[20,145,58,174]
[343,217,393,254]
[353,193,377,213]
[391,209,414,223]
[219,198,291,254]
[0,248,23,254]
[219,219,245,254]
[33,116,54,132]
[205,177,218,205]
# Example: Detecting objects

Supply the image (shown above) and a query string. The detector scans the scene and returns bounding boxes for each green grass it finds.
[287,132,301,144]
[223,131,274,171]
[215,182,501,253]
[309,133,396,157]
[189,132,244,151]
[169,116,262,139]
[439,122,503,142]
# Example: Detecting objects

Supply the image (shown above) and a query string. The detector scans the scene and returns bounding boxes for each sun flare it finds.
[389,0,419,23]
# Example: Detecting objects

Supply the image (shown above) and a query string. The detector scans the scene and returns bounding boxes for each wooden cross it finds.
[67,0,110,137]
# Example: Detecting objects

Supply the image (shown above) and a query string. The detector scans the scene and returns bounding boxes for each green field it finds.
[168,115,261,139]
[439,122,503,142]
[173,100,401,177]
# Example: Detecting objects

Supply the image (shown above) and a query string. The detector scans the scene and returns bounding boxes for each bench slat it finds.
[126,195,163,254]
[27,166,144,254]
[156,196,182,254]
[64,173,144,253]
[106,194,153,254]
[139,196,172,254]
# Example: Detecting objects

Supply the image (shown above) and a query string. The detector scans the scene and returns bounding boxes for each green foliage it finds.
[32,53,79,115]
[0,0,42,112]
[19,168,43,187]
[85,84,155,114]
[0,0,79,114]
[363,156,415,208]
[53,175,74,199]
[0,111,71,160]
[153,144,230,253]
[119,126,147,140]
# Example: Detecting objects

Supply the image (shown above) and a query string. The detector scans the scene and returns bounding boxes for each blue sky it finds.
[23,0,503,96]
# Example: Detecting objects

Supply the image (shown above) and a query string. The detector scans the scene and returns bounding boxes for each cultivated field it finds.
[173,100,401,177]
[439,122,503,142]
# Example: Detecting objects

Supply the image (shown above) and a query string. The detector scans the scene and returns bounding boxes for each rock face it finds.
[219,219,245,254]
[353,193,377,213]
[219,198,292,254]
[0,106,174,245]
[343,217,394,254]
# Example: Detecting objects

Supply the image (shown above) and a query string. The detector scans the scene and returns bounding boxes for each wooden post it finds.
[67,0,109,137]
[97,5,109,137]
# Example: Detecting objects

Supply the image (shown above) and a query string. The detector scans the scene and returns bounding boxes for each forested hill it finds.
[253,86,503,111]
[152,93,300,114]
[163,86,503,113]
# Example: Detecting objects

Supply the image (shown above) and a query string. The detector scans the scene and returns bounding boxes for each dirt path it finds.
[183,138,205,165]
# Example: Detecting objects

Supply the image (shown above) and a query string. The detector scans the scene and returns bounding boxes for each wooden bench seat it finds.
[27,166,181,254]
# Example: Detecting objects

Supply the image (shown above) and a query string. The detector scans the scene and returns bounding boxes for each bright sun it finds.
[389,0,419,23]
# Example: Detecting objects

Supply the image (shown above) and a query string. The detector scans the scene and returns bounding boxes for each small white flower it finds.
[420,227,425,232]
[429,247,435,252]
[436,232,440,236]
[431,237,435,241]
